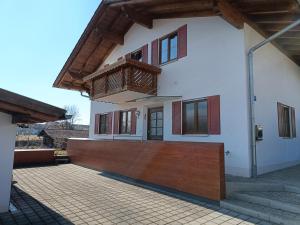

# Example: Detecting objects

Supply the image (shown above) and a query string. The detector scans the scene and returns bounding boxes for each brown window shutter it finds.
[208,95,221,135]
[142,44,148,64]
[113,111,120,134]
[107,112,113,134]
[94,114,100,134]
[277,103,284,137]
[130,108,137,135]
[178,24,187,59]
[151,39,159,66]
[172,101,182,135]
[291,107,296,138]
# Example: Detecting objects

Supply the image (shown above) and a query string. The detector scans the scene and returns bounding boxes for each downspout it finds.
[248,19,300,177]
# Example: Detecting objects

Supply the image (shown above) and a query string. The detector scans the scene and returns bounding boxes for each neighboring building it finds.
[38,129,89,149]
[54,0,300,180]
[0,88,66,212]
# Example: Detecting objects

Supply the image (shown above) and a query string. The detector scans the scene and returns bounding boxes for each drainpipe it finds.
[248,19,300,178]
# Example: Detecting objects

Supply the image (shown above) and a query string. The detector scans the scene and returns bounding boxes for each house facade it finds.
[54,0,300,197]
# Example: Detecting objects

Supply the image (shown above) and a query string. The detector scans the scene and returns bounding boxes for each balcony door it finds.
[148,107,163,140]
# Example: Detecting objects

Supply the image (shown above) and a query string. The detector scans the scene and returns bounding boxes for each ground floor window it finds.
[278,102,296,138]
[99,114,109,134]
[120,111,132,134]
[183,99,208,134]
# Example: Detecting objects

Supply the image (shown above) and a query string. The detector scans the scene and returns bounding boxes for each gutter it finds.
[248,19,300,177]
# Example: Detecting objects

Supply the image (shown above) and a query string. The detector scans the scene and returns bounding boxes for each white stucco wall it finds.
[0,112,16,212]
[245,24,300,175]
[89,17,252,177]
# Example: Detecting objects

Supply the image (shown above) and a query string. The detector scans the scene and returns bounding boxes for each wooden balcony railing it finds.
[83,58,161,100]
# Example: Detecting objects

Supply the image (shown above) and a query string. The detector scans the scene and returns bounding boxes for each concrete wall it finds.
[244,24,300,175]
[0,112,16,212]
[89,17,252,177]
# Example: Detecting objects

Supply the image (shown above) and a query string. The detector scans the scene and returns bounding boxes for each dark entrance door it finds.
[148,107,163,140]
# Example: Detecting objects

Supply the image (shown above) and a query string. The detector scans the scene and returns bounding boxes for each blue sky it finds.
[0,0,101,124]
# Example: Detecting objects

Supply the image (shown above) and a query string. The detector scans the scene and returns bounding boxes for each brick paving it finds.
[0,164,271,225]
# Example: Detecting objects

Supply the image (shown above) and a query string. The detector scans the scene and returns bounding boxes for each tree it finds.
[63,105,80,129]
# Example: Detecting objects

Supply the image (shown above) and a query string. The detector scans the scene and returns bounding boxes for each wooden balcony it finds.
[83,58,161,103]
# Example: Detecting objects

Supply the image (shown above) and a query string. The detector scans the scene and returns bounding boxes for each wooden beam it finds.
[68,70,84,80]
[262,24,300,32]
[153,10,216,19]
[148,1,213,13]
[251,13,300,24]
[278,38,300,45]
[217,0,245,29]
[241,1,299,15]
[12,114,31,124]
[121,6,153,29]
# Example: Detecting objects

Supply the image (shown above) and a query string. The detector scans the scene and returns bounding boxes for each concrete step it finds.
[226,181,285,195]
[231,192,300,214]
[221,199,300,225]
[55,156,70,164]
[285,185,300,194]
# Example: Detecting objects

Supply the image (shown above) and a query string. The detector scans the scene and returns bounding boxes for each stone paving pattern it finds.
[0,164,273,225]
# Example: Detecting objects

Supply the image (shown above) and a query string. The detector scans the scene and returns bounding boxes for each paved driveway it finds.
[0,164,269,225]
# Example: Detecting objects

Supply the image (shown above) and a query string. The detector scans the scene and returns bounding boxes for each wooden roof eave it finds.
[53,1,108,88]
[54,0,300,92]
[0,88,66,124]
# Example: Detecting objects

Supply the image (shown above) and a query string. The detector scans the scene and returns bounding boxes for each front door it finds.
[148,107,163,140]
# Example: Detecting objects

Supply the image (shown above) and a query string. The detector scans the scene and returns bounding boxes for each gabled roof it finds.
[0,88,66,123]
[54,0,300,92]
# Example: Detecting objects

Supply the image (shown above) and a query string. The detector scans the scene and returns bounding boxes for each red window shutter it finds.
[178,24,187,59]
[94,114,100,134]
[172,101,182,135]
[151,39,159,66]
[142,44,148,64]
[208,95,221,135]
[291,107,296,138]
[107,112,113,134]
[113,111,120,134]
[130,108,137,135]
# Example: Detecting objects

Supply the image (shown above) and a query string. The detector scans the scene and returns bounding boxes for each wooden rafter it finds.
[217,0,245,29]
[121,6,153,29]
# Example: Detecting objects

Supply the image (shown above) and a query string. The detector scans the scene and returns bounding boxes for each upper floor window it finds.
[120,111,132,134]
[278,103,296,138]
[131,49,143,62]
[183,99,208,134]
[160,32,178,64]
[99,114,109,134]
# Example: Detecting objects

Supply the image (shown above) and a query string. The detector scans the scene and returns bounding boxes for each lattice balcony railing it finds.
[83,58,161,100]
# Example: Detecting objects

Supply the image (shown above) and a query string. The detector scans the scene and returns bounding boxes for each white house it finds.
[54,0,300,196]
[0,88,66,212]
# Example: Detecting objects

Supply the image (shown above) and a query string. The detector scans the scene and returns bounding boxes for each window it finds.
[131,49,143,62]
[99,114,108,134]
[278,103,296,138]
[120,111,132,134]
[159,33,178,64]
[183,99,208,134]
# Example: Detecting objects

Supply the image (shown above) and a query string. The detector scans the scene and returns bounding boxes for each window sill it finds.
[159,58,178,67]
[182,134,210,137]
